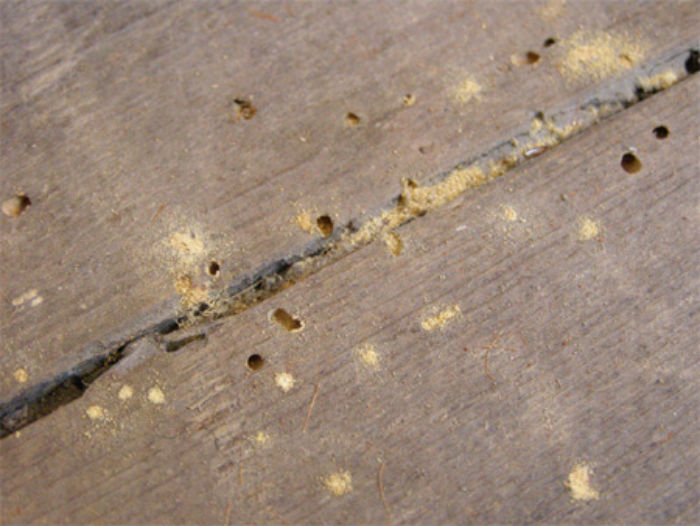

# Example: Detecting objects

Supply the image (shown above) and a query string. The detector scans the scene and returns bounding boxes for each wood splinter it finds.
[477,330,517,384]
[378,462,391,522]
[302,384,320,433]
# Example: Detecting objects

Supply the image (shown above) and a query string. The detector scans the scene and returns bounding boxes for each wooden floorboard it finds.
[1,67,697,524]
[2,0,698,411]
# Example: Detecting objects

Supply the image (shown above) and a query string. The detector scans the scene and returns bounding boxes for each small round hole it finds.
[525,51,541,64]
[316,215,333,237]
[194,302,210,316]
[271,308,303,332]
[233,98,256,120]
[207,261,220,276]
[247,354,264,370]
[543,37,556,47]
[511,51,541,67]
[345,112,360,126]
[402,94,416,106]
[652,125,669,139]
[685,49,699,74]
[2,194,31,218]
[621,152,642,173]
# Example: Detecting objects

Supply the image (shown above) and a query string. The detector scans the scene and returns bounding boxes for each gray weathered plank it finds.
[1,72,697,525]
[2,0,698,407]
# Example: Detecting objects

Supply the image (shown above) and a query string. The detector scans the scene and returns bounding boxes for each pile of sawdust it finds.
[454,75,482,104]
[294,211,315,233]
[13,368,29,383]
[86,405,106,420]
[168,232,205,258]
[323,470,353,496]
[402,167,488,215]
[356,343,380,370]
[347,166,489,247]
[253,430,270,446]
[421,304,461,331]
[275,372,295,392]
[164,229,212,310]
[557,30,648,83]
[577,216,601,240]
[566,462,600,501]
[174,274,209,306]
[382,231,403,256]
[637,70,678,92]
[147,386,166,404]
[11,289,42,308]
[118,385,134,400]
[501,205,518,222]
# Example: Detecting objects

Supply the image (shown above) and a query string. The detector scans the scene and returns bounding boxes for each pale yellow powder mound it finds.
[454,75,482,104]
[356,344,380,370]
[578,217,601,240]
[557,30,648,83]
[86,405,105,420]
[13,368,29,383]
[275,372,295,392]
[118,385,134,400]
[402,167,488,215]
[147,386,166,404]
[323,470,353,496]
[12,289,42,307]
[347,166,489,247]
[254,430,270,445]
[566,463,600,501]
[382,231,403,256]
[168,232,205,256]
[295,211,314,233]
[174,274,209,307]
[421,304,461,331]
[501,205,518,222]
[637,70,678,92]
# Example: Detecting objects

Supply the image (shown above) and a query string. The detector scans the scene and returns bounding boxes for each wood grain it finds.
[2,1,698,407]
[2,72,697,524]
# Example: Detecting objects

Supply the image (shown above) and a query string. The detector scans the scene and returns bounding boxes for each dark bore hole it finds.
[346,112,360,126]
[685,49,699,74]
[621,152,642,173]
[2,194,31,217]
[193,302,210,316]
[316,215,333,237]
[247,354,264,370]
[272,308,303,331]
[164,333,206,352]
[525,51,541,64]
[543,37,556,47]
[652,125,669,139]
[634,84,652,99]
[233,98,257,120]
[208,261,220,276]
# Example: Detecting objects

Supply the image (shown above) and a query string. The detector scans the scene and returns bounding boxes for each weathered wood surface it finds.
[2,68,697,524]
[2,0,699,409]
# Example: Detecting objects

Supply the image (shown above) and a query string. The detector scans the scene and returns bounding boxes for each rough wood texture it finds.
[2,68,697,525]
[2,0,698,408]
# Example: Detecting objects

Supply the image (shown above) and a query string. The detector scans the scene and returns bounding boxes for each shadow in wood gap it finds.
[0,317,180,438]
[1,48,697,440]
